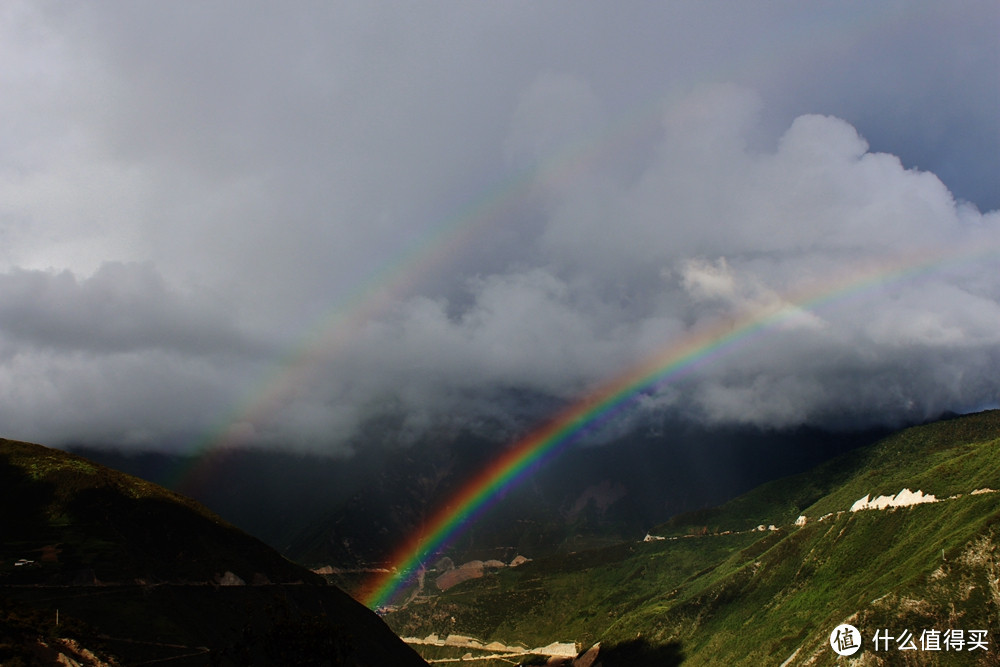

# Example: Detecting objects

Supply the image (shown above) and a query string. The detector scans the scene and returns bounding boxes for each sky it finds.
[1,1,998,453]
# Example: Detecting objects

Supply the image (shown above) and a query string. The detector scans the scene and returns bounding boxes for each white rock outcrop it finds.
[536,641,578,657]
[850,488,938,512]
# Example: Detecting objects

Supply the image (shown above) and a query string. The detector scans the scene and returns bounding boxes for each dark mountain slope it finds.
[1,438,315,586]
[0,438,426,666]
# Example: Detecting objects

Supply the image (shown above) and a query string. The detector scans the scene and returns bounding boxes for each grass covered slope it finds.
[386,411,1000,665]
[0,438,428,666]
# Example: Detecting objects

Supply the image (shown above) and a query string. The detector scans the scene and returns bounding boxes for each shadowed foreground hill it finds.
[387,411,1000,666]
[0,438,426,666]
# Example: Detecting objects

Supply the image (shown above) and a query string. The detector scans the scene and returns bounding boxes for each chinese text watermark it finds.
[830,624,989,655]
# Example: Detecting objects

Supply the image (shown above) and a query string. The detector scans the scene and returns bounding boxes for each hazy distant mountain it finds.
[74,420,892,574]
[384,410,1000,665]
[280,421,891,570]
[0,439,427,666]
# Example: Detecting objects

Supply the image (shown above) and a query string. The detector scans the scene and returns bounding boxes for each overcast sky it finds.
[1,1,998,452]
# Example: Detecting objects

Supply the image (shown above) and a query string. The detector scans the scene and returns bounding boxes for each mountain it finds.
[382,410,1000,665]
[62,444,385,554]
[0,438,427,666]
[73,421,891,571]
[281,421,891,573]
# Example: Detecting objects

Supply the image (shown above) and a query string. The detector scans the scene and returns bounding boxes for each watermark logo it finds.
[829,624,989,656]
[830,624,861,656]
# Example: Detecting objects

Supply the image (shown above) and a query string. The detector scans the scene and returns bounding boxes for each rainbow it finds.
[361,244,999,608]
[168,2,932,492]
[163,2,945,496]
[168,88,681,495]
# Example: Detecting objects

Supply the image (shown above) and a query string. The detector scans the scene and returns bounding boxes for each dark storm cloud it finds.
[0,1,997,449]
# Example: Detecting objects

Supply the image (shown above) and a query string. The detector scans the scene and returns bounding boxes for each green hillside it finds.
[385,411,1000,665]
[0,438,427,666]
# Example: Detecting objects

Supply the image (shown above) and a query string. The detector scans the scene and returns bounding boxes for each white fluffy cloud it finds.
[0,2,997,450]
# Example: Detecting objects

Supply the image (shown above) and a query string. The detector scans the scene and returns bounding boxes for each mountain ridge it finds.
[0,437,428,666]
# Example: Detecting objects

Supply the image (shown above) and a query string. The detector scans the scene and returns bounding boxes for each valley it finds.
[4,411,999,665]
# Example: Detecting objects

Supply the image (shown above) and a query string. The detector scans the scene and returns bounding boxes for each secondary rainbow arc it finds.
[166,91,679,496]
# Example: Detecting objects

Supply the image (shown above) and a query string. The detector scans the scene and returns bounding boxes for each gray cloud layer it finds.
[1,2,998,450]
